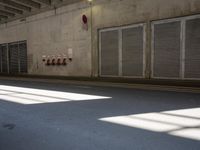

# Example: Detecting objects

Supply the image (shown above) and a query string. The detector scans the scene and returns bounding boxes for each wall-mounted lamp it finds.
[87,0,93,3]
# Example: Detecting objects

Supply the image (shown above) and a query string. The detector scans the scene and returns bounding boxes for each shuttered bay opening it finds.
[99,24,146,78]
[19,42,28,73]
[0,41,27,74]
[1,45,8,73]
[122,26,144,77]
[9,44,19,74]
[153,21,181,78]
[100,30,119,76]
[0,45,2,72]
[185,18,200,79]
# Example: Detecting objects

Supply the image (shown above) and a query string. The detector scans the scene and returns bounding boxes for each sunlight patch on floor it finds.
[99,108,200,141]
[0,85,111,104]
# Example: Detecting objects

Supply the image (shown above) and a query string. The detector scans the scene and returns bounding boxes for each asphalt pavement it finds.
[0,79,200,150]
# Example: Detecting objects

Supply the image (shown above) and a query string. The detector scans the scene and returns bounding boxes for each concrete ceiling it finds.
[0,0,82,23]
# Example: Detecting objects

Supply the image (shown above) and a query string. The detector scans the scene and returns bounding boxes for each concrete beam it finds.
[0,10,15,17]
[0,0,31,12]
[0,5,23,14]
[53,0,82,8]
[61,0,82,5]
[13,0,41,9]
[33,0,51,5]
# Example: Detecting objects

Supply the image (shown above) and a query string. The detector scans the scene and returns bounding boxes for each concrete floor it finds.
[0,79,200,150]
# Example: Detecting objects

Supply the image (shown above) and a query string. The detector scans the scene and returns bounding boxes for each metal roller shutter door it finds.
[9,44,19,74]
[122,26,144,77]
[0,45,2,72]
[153,21,181,78]
[185,18,200,79]
[100,30,119,76]
[1,45,8,73]
[19,42,28,73]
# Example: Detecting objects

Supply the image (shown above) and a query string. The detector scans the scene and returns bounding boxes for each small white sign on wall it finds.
[68,48,73,59]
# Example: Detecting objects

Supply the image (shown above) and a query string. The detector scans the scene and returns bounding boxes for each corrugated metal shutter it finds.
[153,21,181,78]
[19,42,28,73]
[122,26,144,76]
[100,30,119,76]
[9,44,19,74]
[0,45,2,72]
[1,45,8,73]
[185,18,200,79]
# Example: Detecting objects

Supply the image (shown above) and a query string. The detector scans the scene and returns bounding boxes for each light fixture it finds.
[87,0,93,3]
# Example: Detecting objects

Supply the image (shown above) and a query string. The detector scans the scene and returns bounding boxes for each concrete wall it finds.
[0,2,92,77]
[91,0,200,77]
[0,0,200,77]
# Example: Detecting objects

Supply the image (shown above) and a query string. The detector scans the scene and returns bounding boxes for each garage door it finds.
[100,30,119,76]
[152,20,181,79]
[99,24,146,77]
[19,42,28,73]
[122,26,144,77]
[152,15,200,80]
[0,44,8,73]
[9,43,19,74]
[185,18,200,79]
[0,41,28,74]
